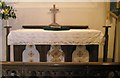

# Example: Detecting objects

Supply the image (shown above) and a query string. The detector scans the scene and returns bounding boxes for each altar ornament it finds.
[0,1,16,25]
[72,45,89,62]
[44,4,70,30]
[22,45,40,62]
[49,4,60,28]
[47,45,64,62]
[102,1,111,62]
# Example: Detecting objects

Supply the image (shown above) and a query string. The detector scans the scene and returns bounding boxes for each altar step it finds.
[98,58,113,62]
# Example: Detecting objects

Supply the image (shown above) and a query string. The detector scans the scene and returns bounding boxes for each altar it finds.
[8,29,103,45]
[8,28,104,62]
[7,4,104,62]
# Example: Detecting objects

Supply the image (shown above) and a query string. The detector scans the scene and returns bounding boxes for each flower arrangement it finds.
[0,1,16,20]
[110,2,120,16]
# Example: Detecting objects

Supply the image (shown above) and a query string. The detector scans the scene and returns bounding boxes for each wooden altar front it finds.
[13,45,98,62]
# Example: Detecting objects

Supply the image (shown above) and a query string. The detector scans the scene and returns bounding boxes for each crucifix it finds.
[49,4,61,28]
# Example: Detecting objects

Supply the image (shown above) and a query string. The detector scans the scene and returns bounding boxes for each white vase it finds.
[72,45,89,62]
[47,45,64,62]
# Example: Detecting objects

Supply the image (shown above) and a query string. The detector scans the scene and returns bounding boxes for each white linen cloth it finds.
[8,29,104,45]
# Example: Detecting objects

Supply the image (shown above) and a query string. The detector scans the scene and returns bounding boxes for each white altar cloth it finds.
[8,29,104,45]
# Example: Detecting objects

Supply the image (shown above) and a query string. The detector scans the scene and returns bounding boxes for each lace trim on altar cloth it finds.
[8,29,104,45]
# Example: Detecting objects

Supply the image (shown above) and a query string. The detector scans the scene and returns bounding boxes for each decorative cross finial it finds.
[49,4,60,27]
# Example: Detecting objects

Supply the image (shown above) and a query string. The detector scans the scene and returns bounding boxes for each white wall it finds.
[9,2,106,30]
[0,26,1,76]
[1,2,117,61]
[0,20,2,61]
[0,20,6,61]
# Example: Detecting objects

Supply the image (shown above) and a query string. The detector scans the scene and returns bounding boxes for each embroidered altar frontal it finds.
[8,29,104,45]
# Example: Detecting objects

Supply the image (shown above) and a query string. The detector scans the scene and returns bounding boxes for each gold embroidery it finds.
[28,51,34,57]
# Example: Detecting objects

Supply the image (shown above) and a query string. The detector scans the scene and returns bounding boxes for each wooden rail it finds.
[1,62,120,78]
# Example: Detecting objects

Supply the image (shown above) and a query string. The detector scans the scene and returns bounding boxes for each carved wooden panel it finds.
[1,62,120,78]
